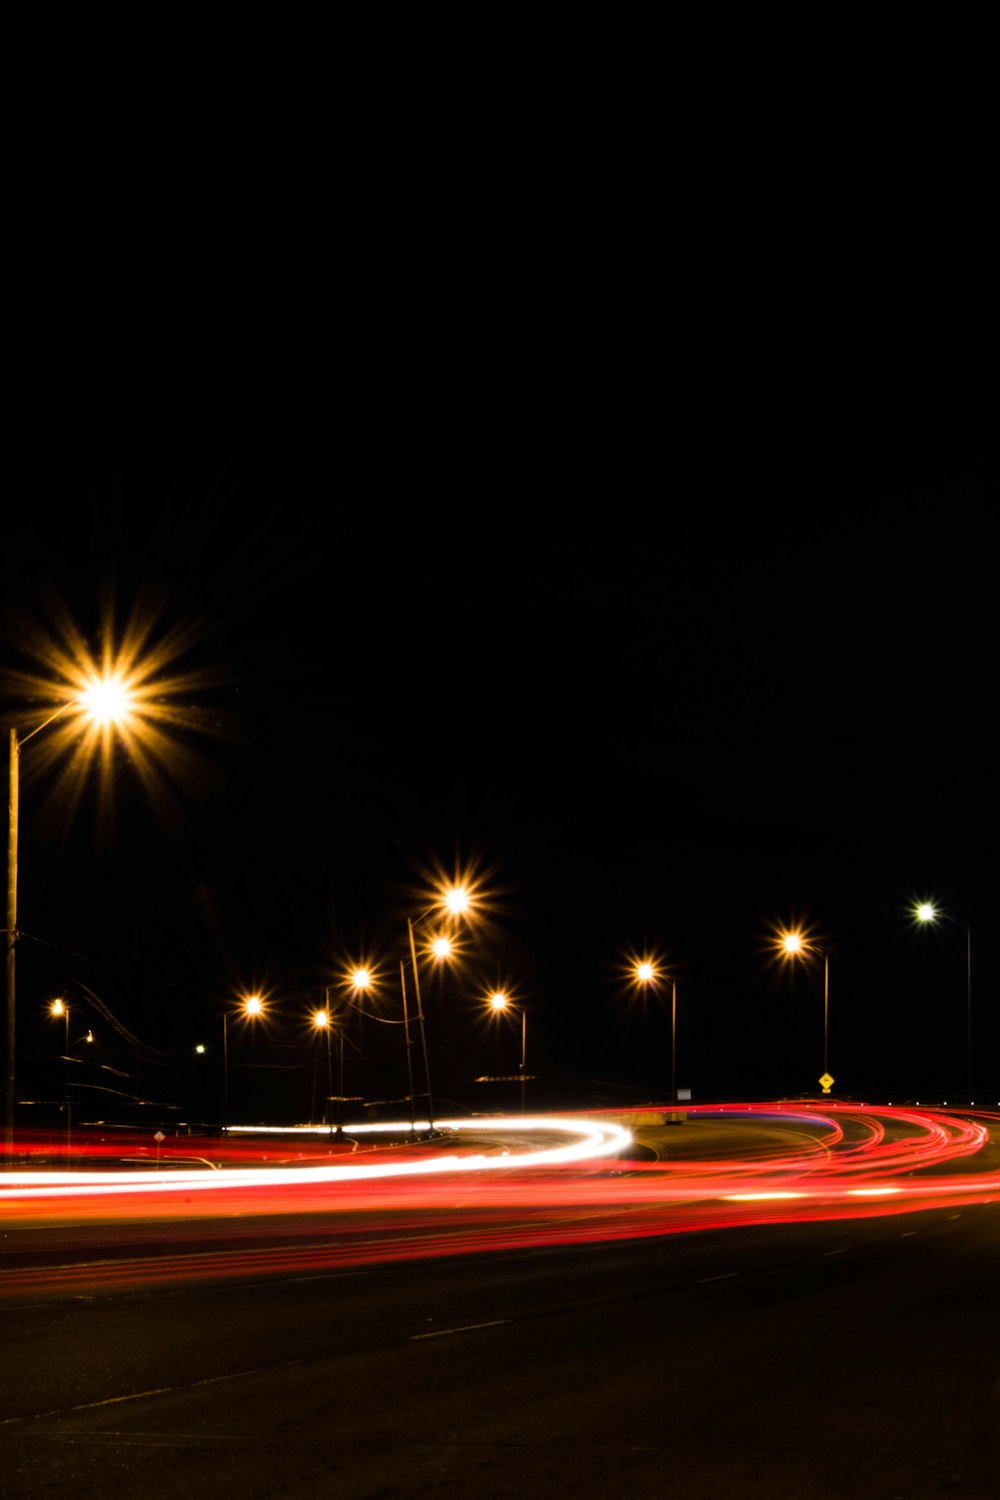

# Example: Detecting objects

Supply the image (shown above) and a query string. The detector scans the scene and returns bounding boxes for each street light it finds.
[405,881,476,1133]
[222,992,265,1128]
[911,900,973,1097]
[49,996,71,1154]
[5,678,135,1156]
[49,996,69,1051]
[777,927,832,1091]
[633,959,678,1105]
[311,1007,334,1127]
[488,991,527,1113]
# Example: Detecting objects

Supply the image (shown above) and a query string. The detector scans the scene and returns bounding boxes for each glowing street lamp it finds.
[311,1007,334,1127]
[339,968,371,1132]
[405,880,477,1133]
[777,927,832,1087]
[5,678,136,1155]
[48,995,72,1152]
[222,993,266,1128]
[911,900,973,1097]
[488,991,527,1113]
[633,959,679,1104]
[49,996,69,1051]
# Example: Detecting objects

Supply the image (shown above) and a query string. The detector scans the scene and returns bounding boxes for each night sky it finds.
[3,18,994,1139]
[3,391,995,1127]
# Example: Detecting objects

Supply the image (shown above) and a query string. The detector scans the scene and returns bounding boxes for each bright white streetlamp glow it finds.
[776,926,831,1085]
[78,672,134,727]
[485,989,526,1112]
[441,884,472,918]
[910,898,973,1097]
[634,958,679,1104]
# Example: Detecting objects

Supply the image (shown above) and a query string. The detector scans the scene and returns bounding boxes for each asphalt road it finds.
[1,1150,998,1499]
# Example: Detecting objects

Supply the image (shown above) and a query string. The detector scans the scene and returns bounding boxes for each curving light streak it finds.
[0,1116,633,1201]
[1,1104,997,1297]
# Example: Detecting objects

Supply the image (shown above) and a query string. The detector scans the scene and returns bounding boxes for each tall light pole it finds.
[912,901,973,1097]
[488,991,526,1113]
[778,928,832,1089]
[49,996,71,1155]
[311,1006,334,1127]
[223,993,265,1130]
[325,985,347,1137]
[5,680,134,1158]
[634,959,678,1104]
[397,959,417,1133]
[406,917,435,1131]
[406,880,476,1134]
[342,967,372,1136]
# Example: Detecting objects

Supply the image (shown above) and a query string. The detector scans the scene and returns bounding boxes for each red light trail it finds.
[1,1102,996,1298]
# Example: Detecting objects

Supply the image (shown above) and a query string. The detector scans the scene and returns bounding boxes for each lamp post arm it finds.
[14,700,80,752]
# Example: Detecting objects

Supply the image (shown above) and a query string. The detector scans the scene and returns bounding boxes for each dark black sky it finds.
[4,397,994,1125]
[3,22,994,1130]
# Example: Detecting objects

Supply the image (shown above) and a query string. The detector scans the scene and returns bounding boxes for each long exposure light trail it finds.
[2,1116,632,1199]
[1,1103,996,1298]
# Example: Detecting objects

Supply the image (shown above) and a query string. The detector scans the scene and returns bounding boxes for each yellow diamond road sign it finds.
[819,1072,834,1093]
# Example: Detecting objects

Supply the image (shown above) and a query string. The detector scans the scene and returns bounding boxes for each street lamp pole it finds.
[314,1004,332,1129]
[670,979,677,1105]
[777,929,831,1089]
[488,992,526,1113]
[224,994,264,1130]
[50,997,71,1155]
[5,729,18,1156]
[6,680,140,1160]
[399,960,417,1133]
[632,960,678,1105]
[336,1020,344,1139]
[407,916,435,1132]
[6,704,81,1157]
[823,950,829,1079]
[319,988,342,1135]
[222,1012,229,1131]
[913,903,973,1097]
[403,881,477,1135]
[966,923,972,1096]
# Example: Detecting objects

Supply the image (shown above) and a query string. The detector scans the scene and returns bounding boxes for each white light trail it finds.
[0,1116,633,1201]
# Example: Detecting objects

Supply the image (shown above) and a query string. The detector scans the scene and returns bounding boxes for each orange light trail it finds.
[1,1103,996,1298]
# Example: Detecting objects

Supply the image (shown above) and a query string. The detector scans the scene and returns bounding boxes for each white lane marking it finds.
[695,1273,739,1283]
[0,1367,263,1426]
[411,1320,510,1339]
